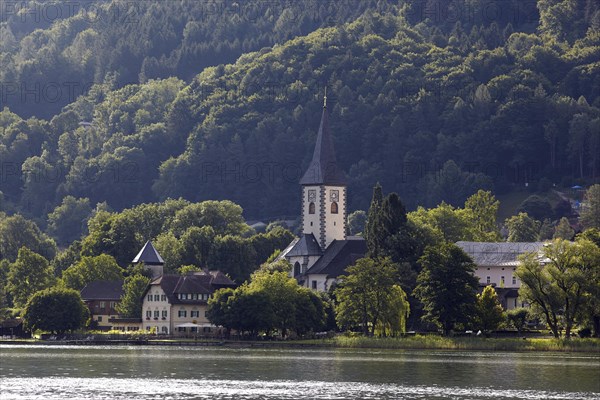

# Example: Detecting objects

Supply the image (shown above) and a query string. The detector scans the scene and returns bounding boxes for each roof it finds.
[146,270,236,305]
[0,318,23,328]
[456,242,547,267]
[285,233,323,257]
[132,241,164,265]
[80,280,124,301]
[305,236,367,278]
[299,105,347,186]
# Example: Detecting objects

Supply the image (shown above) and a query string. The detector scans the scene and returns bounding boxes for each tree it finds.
[23,287,89,334]
[334,257,409,336]
[46,196,92,245]
[364,183,384,257]
[206,287,237,335]
[518,195,553,222]
[516,239,600,338]
[116,273,151,319]
[0,214,56,262]
[7,247,56,309]
[347,210,367,235]
[505,213,540,242]
[553,217,574,240]
[507,308,530,334]
[61,255,125,291]
[580,184,600,230]
[463,190,501,241]
[474,286,505,333]
[414,243,479,335]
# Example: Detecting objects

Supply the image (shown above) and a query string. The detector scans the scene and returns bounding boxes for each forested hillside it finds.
[1,0,599,228]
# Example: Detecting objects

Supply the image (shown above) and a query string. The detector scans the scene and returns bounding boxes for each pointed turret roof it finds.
[132,240,164,265]
[299,96,347,186]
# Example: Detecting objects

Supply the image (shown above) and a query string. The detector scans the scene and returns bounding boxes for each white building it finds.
[280,94,367,291]
[132,241,236,335]
[455,241,548,310]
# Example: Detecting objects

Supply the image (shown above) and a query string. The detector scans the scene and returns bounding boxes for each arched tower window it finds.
[309,202,316,214]
[294,262,301,277]
[331,202,338,214]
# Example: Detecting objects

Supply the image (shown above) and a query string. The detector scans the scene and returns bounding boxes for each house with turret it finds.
[279,94,367,291]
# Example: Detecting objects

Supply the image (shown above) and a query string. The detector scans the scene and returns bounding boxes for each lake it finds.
[0,344,598,399]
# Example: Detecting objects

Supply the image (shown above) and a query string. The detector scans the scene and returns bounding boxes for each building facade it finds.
[456,241,548,310]
[80,280,124,330]
[141,270,236,335]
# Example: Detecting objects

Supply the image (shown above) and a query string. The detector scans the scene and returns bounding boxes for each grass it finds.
[298,335,600,353]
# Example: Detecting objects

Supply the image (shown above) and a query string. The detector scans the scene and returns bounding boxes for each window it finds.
[331,202,338,214]
[153,310,159,319]
[312,280,317,289]
[191,311,199,318]
[109,301,116,309]
[97,316,103,322]
[294,262,301,277]
[486,276,491,284]
[161,295,167,301]
[178,310,187,318]
[99,301,105,308]
[501,276,505,286]
[147,294,152,301]
[309,202,315,214]
[154,294,160,301]
[146,310,151,318]
[162,310,167,318]
[162,327,168,334]
[514,299,517,308]
[512,276,517,285]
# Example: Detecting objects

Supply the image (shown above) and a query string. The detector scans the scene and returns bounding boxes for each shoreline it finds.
[2,336,599,353]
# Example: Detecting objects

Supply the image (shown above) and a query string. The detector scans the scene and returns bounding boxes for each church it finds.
[279,95,367,292]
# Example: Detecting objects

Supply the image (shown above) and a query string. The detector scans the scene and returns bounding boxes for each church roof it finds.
[305,236,366,278]
[299,104,347,186]
[286,233,323,257]
[132,240,164,265]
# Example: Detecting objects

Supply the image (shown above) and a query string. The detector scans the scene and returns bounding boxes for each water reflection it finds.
[1,345,598,400]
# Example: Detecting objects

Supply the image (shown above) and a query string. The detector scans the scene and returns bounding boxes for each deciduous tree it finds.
[23,287,89,334]
[7,247,56,309]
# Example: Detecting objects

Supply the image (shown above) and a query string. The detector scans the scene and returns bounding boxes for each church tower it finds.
[299,93,347,250]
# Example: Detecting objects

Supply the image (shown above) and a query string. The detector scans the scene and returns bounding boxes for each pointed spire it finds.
[132,240,164,265]
[299,91,347,186]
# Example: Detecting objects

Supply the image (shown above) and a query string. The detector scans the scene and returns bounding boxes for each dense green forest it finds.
[1,0,599,229]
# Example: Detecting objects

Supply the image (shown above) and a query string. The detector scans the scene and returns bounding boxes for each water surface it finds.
[1,345,598,399]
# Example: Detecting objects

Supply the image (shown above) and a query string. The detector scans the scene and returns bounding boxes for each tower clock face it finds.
[308,190,316,202]
[330,190,339,202]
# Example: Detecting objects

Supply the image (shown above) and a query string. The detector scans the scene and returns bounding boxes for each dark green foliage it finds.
[518,195,554,221]
[61,254,125,291]
[0,215,56,262]
[506,308,530,334]
[414,243,479,335]
[0,5,598,225]
[206,270,327,337]
[365,183,384,258]
[46,197,92,245]
[23,287,89,334]
[7,247,56,309]
[116,273,151,319]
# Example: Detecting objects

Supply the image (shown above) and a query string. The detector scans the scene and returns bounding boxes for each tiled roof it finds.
[132,240,164,265]
[146,271,236,305]
[286,233,323,257]
[299,105,347,186]
[305,236,367,278]
[80,280,124,301]
[456,241,547,267]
